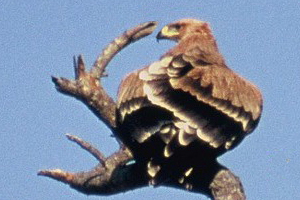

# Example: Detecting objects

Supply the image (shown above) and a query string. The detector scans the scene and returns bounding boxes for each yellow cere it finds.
[161,26,179,37]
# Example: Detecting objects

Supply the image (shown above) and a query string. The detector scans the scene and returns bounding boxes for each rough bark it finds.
[38,21,246,200]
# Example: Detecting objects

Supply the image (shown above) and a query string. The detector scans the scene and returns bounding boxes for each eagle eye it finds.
[170,24,182,30]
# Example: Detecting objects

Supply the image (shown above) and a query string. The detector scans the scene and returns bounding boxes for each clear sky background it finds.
[1,1,300,199]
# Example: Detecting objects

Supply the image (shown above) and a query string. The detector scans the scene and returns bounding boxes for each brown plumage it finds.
[116,19,263,188]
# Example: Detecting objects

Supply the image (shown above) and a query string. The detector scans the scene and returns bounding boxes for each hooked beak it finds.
[156,31,162,42]
[156,30,166,42]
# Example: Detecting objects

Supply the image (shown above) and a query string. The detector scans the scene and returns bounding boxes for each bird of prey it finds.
[116,19,263,188]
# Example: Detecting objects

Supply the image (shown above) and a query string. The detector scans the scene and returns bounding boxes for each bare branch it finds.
[52,21,157,130]
[38,134,245,199]
[91,21,157,79]
[38,137,144,195]
[38,169,75,185]
[52,55,117,129]
[39,21,156,195]
[65,134,106,166]
[210,169,246,200]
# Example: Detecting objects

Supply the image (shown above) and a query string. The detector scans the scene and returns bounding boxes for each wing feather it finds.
[117,67,149,122]
[139,47,262,149]
[170,58,262,130]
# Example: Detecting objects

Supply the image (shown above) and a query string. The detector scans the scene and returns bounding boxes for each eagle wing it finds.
[117,67,174,145]
[117,67,148,122]
[139,46,262,150]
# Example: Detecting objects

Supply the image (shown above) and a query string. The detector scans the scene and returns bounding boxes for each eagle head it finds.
[156,19,213,42]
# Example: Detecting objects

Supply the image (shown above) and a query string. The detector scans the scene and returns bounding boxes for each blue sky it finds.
[1,1,300,199]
